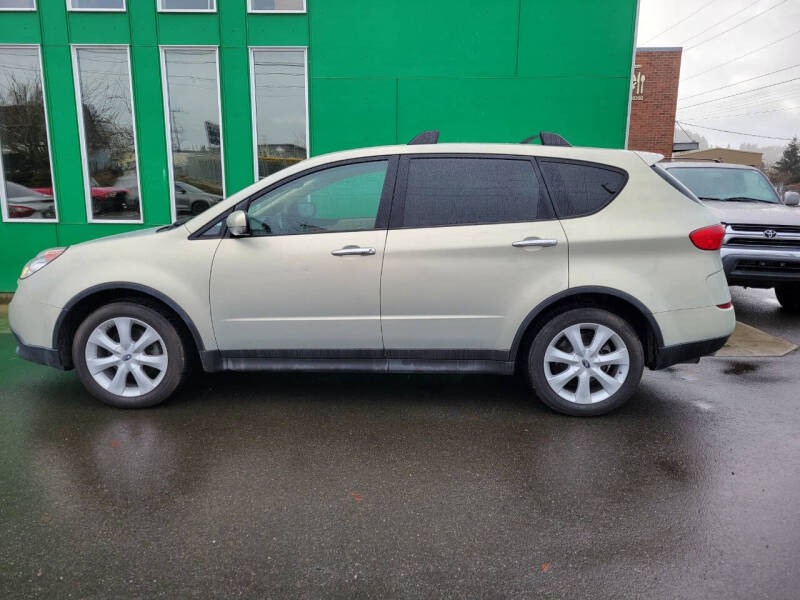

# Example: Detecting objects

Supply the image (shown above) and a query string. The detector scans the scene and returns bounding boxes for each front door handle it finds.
[331,245,377,257]
[512,238,558,248]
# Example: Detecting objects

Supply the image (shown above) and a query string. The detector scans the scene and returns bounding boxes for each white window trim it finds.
[247,0,306,14]
[71,44,144,225]
[0,1,36,11]
[0,44,59,224]
[249,46,309,183]
[157,0,216,13]
[160,45,226,223]
[66,0,126,12]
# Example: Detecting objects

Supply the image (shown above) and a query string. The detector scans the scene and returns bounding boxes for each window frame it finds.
[0,44,59,224]
[248,46,310,183]
[66,0,126,12]
[0,0,36,11]
[226,155,399,239]
[160,45,226,223]
[389,153,555,230]
[247,0,306,14]
[536,157,629,220]
[72,44,143,224]
[157,0,216,13]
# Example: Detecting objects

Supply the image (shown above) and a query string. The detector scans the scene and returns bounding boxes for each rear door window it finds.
[398,157,551,228]
[538,159,627,218]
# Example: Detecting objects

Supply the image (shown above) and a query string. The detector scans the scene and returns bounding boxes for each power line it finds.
[677,0,766,45]
[680,63,800,101]
[641,0,721,44]
[693,104,800,120]
[676,121,793,140]
[685,0,789,51]
[682,27,800,80]
[678,76,800,110]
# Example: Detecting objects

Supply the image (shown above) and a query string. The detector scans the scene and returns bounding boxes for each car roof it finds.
[662,161,760,171]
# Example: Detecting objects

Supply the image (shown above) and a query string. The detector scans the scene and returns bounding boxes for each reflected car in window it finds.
[174,181,223,216]
[5,181,55,220]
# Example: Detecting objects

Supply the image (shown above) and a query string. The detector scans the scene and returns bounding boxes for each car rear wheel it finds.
[72,302,189,408]
[191,201,209,215]
[527,308,644,416]
[775,284,800,313]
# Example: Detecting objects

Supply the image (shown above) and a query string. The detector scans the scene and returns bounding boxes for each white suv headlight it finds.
[20,247,67,279]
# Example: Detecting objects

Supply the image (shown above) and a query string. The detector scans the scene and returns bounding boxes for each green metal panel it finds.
[0,0,637,291]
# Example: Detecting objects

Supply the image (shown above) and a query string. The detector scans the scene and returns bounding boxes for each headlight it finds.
[20,247,67,279]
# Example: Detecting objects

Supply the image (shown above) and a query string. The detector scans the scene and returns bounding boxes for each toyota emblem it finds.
[764,229,778,239]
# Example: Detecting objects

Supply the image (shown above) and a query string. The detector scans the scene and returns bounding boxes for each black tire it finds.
[191,201,209,215]
[72,302,189,408]
[775,284,800,313]
[527,308,645,417]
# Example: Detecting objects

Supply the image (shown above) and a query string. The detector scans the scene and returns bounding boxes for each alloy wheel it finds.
[84,317,168,398]
[543,322,630,405]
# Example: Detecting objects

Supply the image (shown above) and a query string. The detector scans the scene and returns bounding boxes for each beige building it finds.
[673,147,763,168]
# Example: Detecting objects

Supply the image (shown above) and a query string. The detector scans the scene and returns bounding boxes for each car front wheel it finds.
[72,302,189,408]
[528,308,644,416]
[775,284,800,313]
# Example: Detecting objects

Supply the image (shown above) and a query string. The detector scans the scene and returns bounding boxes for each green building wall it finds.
[0,0,638,291]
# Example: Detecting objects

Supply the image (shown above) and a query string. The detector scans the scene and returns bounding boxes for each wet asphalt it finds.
[1,288,799,599]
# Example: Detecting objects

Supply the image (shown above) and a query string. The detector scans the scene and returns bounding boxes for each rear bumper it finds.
[12,329,66,370]
[722,247,800,287]
[652,335,729,370]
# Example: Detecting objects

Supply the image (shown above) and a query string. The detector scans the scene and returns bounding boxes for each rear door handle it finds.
[512,238,558,248]
[331,245,376,256]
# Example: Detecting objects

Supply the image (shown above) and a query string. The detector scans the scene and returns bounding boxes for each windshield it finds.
[665,166,780,204]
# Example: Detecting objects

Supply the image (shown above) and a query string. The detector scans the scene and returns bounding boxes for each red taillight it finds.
[9,204,35,218]
[717,302,732,309]
[689,224,725,251]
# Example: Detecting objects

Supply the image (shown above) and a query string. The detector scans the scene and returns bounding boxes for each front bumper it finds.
[722,247,800,287]
[12,329,66,370]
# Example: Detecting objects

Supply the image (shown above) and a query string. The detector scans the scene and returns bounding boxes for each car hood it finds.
[701,199,800,227]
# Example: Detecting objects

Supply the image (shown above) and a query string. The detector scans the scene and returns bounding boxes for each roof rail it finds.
[408,130,439,145]
[661,157,722,163]
[520,132,573,146]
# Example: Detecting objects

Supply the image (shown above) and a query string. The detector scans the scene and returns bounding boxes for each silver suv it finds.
[10,134,735,416]
[663,162,800,312]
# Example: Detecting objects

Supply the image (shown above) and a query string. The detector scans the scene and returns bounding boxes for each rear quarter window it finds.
[538,159,628,219]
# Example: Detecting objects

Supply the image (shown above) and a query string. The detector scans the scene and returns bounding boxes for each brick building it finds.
[627,47,683,158]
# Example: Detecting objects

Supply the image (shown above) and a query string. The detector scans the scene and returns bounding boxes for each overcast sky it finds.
[637,0,800,150]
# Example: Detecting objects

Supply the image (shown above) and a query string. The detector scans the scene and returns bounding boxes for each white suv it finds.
[9,133,735,416]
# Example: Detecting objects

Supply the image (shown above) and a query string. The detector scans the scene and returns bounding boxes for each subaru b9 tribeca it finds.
[9,136,735,416]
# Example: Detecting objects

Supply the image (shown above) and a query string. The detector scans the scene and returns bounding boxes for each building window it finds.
[0,0,36,10]
[161,47,225,221]
[158,0,215,11]
[248,0,305,13]
[250,48,308,181]
[68,0,126,11]
[0,46,57,222]
[73,46,142,223]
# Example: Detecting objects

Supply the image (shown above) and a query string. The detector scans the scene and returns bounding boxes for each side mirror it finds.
[226,210,250,237]
[783,191,800,206]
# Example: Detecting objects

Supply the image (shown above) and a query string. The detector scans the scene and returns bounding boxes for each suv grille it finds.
[725,224,800,249]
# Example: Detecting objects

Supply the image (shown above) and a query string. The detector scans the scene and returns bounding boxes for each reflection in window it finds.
[0,0,36,10]
[158,0,215,10]
[251,48,307,180]
[0,46,57,221]
[247,161,387,236]
[74,47,141,222]
[162,48,224,219]
[249,0,305,11]
[69,0,125,9]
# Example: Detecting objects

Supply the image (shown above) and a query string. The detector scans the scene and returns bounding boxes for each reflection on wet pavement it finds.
[1,289,799,598]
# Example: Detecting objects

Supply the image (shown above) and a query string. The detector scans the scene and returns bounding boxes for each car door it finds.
[380,154,568,357]
[210,157,397,353]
